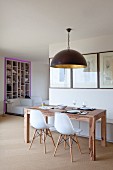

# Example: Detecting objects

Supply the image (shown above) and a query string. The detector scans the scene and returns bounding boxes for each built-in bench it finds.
[6,96,46,115]
[106,119,113,124]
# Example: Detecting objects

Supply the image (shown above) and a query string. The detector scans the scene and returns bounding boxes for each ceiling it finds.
[1,0,113,63]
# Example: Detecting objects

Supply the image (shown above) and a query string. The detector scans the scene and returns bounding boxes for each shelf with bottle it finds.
[5,58,31,100]
[7,91,12,94]
[21,63,25,70]
[7,94,13,99]
[7,64,12,69]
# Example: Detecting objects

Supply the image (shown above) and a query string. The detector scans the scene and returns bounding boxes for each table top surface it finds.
[25,106,106,119]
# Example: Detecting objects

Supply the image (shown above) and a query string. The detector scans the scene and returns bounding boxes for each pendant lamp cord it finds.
[66,28,72,50]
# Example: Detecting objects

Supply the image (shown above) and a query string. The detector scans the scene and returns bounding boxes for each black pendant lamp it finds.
[50,28,87,68]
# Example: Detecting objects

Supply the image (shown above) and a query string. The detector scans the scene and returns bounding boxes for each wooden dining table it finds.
[24,106,106,161]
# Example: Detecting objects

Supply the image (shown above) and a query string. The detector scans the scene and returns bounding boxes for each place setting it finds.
[38,101,96,116]
[65,100,96,115]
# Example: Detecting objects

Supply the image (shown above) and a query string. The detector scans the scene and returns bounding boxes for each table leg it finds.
[89,117,96,161]
[45,116,48,135]
[24,113,30,143]
[45,115,48,123]
[101,111,106,147]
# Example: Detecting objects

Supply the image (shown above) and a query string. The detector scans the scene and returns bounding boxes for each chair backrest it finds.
[54,112,75,135]
[30,109,48,129]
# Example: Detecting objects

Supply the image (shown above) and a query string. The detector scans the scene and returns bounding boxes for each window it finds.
[50,59,71,88]
[73,54,98,88]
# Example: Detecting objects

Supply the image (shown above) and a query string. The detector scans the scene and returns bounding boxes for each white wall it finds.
[31,61,49,100]
[49,34,113,57]
[0,57,4,114]
[0,59,49,114]
[49,88,113,142]
[49,34,113,119]
[49,34,113,142]
[49,88,113,119]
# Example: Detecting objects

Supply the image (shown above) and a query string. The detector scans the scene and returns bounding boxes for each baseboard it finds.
[78,134,113,143]
[5,112,24,117]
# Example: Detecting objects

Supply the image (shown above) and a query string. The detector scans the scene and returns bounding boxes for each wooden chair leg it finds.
[69,135,73,162]
[43,129,46,154]
[74,134,82,154]
[29,129,37,150]
[40,129,42,144]
[48,129,56,147]
[54,134,62,156]
[64,135,67,149]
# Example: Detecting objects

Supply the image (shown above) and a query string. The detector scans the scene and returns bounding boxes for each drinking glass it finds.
[72,100,77,108]
[82,101,87,108]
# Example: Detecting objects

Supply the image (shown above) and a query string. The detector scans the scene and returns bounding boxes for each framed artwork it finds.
[49,59,71,88]
[73,54,98,88]
[99,52,113,88]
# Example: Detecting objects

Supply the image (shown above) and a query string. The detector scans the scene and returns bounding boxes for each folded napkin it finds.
[39,106,53,110]
[77,107,96,111]
[66,110,81,114]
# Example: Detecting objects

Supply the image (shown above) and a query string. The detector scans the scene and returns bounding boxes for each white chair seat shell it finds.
[54,112,82,135]
[29,109,55,153]
[54,112,82,162]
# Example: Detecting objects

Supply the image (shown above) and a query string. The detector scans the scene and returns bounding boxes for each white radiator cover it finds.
[49,88,113,142]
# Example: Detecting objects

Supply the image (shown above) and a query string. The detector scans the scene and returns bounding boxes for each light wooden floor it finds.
[0,114,113,170]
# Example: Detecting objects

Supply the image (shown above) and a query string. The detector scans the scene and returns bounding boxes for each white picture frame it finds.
[100,52,113,88]
[73,54,98,88]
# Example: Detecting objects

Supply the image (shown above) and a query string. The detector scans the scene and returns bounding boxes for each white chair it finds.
[54,112,82,162]
[29,110,55,153]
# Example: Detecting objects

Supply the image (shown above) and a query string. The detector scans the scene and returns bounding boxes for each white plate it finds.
[67,110,80,114]
[80,107,91,110]
[80,112,88,115]
[39,106,52,110]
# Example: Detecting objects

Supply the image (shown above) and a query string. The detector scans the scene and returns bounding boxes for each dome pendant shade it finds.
[51,49,87,68]
[50,28,87,68]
